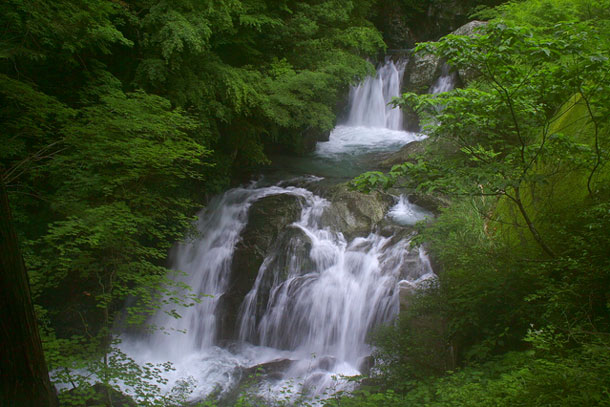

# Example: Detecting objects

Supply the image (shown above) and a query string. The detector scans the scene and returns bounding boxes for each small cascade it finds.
[143,186,308,359]
[316,58,424,157]
[387,195,433,226]
[345,58,407,130]
[429,64,457,94]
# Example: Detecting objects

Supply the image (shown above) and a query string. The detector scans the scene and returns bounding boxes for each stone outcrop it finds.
[378,138,432,169]
[402,20,488,92]
[216,359,294,407]
[217,193,304,340]
[399,20,488,131]
[403,52,443,94]
[452,20,487,84]
[320,183,394,241]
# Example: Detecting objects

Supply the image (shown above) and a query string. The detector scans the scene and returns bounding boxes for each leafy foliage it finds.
[347,1,610,406]
[1,0,385,403]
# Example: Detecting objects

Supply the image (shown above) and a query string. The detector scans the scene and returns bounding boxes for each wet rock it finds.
[216,359,294,407]
[313,356,337,371]
[398,280,417,312]
[402,105,421,132]
[378,138,431,169]
[244,226,315,336]
[408,193,451,213]
[242,358,294,381]
[299,127,331,154]
[217,193,304,340]
[358,355,375,376]
[403,52,442,94]
[401,20,488,98]
[452,20,488,84]
[321,183,394,241]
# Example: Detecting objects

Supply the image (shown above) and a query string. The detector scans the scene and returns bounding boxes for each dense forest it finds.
[1,0,609,406]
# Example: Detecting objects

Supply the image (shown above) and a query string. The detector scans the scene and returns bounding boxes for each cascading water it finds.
[345,59,406,129]
[316,58,425,157]
[120,58,442,405]
[429,64,457,94]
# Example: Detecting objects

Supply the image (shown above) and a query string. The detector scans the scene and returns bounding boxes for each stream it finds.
[120,58,454,405]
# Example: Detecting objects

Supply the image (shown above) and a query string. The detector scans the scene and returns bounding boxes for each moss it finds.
[492,94,609,255]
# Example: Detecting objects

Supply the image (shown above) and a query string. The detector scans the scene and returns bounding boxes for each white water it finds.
[429,64,456,94]
[388,196,433,226]
[119,59,442,404]
[121,184,433,403]
[316,59,424,157]
[345,59,406,129]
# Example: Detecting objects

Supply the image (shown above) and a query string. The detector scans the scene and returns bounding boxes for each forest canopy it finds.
[348,0,610,406]
[0,0,385,404]
[3,0,610,405]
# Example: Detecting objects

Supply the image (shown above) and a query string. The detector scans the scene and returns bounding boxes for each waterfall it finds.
[119,56,440,405]
[345,58,406,130]
[142,186,303,359]
[121,182,434,402]
[236,193,417,364]
[316,59,424,157]
[429,64,457,94]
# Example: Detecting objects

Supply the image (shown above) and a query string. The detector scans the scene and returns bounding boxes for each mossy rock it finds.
[321,183,394,240]
[378,138,432,169]
[217,193,304,340]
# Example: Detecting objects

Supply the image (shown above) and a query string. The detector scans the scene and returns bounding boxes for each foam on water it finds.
[119,184,434,404]
[387,195,433,226]
[316,125,425,157]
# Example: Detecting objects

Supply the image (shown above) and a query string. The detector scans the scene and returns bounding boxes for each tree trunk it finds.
[0,179,58,406]
[512,186,556,258]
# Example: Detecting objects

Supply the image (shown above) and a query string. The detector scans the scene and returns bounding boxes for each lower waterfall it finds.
[120,59,437,404]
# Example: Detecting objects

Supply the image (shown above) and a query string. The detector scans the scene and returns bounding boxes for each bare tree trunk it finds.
[0,179,58,407]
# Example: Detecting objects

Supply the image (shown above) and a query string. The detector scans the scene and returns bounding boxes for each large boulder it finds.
[298,127,331,154]
[403,52,442,94]
[451,19,487,37]
[240,226,315,343]
[217,193,304,340]
[401,20,488,96]
[378,138,431,169]
[321,184,394,241]
[216,359,294,407]
[452,20,487,84]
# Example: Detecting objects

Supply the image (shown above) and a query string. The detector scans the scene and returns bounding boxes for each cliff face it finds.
[372,0,502,49]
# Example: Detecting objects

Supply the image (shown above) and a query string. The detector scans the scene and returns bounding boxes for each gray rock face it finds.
[217,193,304,340]
[398,280,417,312]
[402,20,488,94]
[215,359,294,407]
[243,226,315,343]
[321,184,394,241]
[398,20,488,131]
[404,52,442,94]
[453,20,487,84]
[378,138,431,169]
[451,19,487,36]
[299,127,331,154]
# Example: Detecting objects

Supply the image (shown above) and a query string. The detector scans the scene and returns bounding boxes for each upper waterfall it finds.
[345,59,406,130]
[316,59,424,157]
